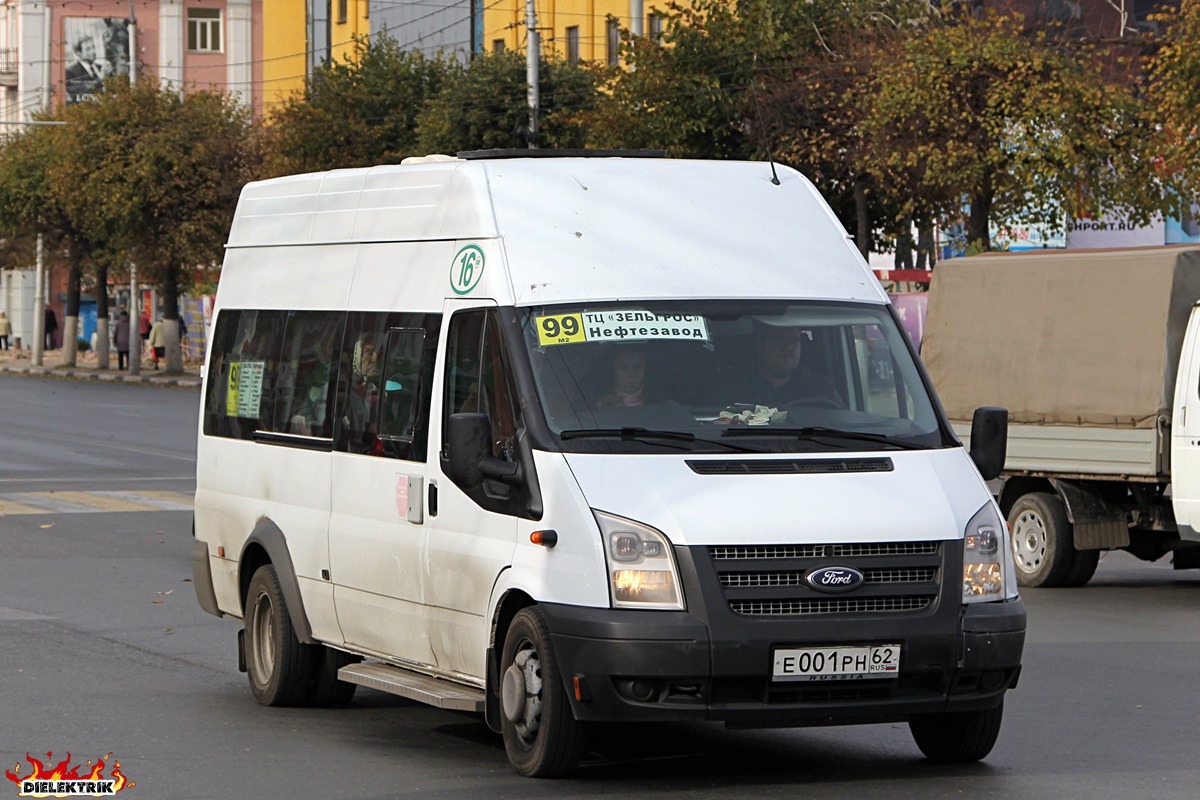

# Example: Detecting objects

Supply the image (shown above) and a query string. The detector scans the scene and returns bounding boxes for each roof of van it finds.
[226,154,887,305]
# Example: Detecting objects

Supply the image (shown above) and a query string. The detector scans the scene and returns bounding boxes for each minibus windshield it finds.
[518,300,949,454]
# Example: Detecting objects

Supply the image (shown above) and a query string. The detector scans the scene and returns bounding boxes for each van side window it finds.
[203,309,287,440]
[267,311,345,438]
[443,309,519,463]
[334,311,440,461]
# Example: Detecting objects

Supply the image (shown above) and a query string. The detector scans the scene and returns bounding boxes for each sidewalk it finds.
[0,346,202,388]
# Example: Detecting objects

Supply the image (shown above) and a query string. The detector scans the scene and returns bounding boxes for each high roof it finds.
[226,155,887,305]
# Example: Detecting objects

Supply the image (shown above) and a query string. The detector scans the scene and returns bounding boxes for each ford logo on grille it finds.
[806,566,865,593]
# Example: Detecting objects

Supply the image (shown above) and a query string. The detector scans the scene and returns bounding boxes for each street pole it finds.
[128,0,137,85]
[128,264,140,376]
[525,0,539,149]
[32,233,44,366]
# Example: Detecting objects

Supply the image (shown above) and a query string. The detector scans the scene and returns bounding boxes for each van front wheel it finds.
[245,564,314,706]
[499,607,584,777]
[909,701,1004,763]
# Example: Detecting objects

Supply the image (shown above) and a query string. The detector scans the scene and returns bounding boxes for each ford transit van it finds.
[192,151,1024,776]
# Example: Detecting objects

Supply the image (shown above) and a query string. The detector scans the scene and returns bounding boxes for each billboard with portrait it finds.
[64,18,131,104]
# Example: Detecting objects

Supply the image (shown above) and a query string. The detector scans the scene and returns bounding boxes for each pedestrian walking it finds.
[139,311,151,357]
[0,311,11,351]
[44,304,58,350]
[114,310,131,370]
[148,316,165,370]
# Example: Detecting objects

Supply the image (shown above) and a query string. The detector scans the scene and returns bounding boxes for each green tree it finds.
[415,49,598,154]
[1146,0,1200,203]
[580,0,930,254]
[51,79,257,372]
[0,116,115,367]
[260,34,449,176]
[859,10,1169,251]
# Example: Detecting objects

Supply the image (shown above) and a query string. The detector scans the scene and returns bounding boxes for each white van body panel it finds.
[562,448,985,549]
[227,158,885,308]
[491,450,613,612]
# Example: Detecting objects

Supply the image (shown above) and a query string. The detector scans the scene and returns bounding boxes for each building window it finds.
[493,38,506,53]
[338,0,348,24]
[566,26,580,65]
[648,13,663,43]
[187,8,222,53]
[606,19,619,66]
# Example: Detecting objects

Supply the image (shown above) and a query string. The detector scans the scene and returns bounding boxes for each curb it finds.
[0,363,201,388]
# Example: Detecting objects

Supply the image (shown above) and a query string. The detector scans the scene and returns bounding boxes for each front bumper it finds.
[539,543,1025,727]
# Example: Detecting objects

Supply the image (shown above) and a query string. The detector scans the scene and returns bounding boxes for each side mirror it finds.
[446,413,521,487]
[447,413,490,487]
[969,406,1008,482]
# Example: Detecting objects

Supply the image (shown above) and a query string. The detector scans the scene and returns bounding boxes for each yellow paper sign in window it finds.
[536,313,586,346]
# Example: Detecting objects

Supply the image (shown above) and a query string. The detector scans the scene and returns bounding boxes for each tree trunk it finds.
[916,222,937,270]
[162,267,184,373]
[967,171,994,252]
[854,172,871,260]
[895,216,914,270]
[62,263,81,368]
[95,263,110,370]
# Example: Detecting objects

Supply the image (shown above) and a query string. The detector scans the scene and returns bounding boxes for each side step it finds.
[338,662,485,712]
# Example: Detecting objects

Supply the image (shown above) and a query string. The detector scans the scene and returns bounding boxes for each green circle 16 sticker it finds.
[450,245,485,295]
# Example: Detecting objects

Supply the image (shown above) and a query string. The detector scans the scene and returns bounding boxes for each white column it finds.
[17,3,49,118]
[159,1,184,92]
[226,0,252,108]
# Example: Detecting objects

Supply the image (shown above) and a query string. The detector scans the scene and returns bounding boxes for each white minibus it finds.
[192,151,1024,776]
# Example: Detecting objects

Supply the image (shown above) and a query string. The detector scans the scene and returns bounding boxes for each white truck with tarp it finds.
[923,245,1200,587]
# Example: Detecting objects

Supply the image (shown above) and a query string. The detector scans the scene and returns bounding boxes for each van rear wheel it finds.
[1008,492,1073,587]
[245,564,314,706]
[500,607,585,777]
[909,701,1004,763]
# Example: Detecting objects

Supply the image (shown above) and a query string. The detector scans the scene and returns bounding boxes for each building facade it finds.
[0,0,264,125]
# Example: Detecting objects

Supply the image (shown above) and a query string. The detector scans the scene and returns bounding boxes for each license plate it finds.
[772,644,901,682]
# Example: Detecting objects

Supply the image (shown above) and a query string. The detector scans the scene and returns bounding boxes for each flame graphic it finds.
[5,752,134,795]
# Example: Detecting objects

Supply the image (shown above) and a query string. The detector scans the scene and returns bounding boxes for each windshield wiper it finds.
[721,426,928,450]
[560,427,759,452]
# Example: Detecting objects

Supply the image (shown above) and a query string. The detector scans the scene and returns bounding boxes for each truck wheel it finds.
[245,564,314,706]
[1062,549,1100,588]
[308,647,361,708]
[1008,492,1073,587]
[499,607,585,777]
[909,701,1004,763]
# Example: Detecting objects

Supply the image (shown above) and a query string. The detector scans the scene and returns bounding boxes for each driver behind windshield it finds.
[743,323,843,408]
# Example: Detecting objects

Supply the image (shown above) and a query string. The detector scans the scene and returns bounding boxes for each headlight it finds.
[963,501,1017,603]
[594,510,685,610]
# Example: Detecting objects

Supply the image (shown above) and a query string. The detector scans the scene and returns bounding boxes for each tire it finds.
[499,607,585,777]
[308,647,361,708]
[244,564,314,706]
[1007,492,1073,587]
[909,701,1004,763]
[1061,548,1100,588]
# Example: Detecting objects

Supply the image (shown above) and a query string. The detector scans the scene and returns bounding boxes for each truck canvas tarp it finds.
[924,245,1200,430]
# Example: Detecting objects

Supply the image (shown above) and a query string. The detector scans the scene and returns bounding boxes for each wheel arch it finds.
[239,519,314,644]
[485,587,536,734]
[998,476,1054,517]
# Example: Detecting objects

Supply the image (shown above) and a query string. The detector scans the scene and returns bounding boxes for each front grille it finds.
[719,567,937,588]
[730,596,935,616]
[711,542,938,560]
[709,540,945,618]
